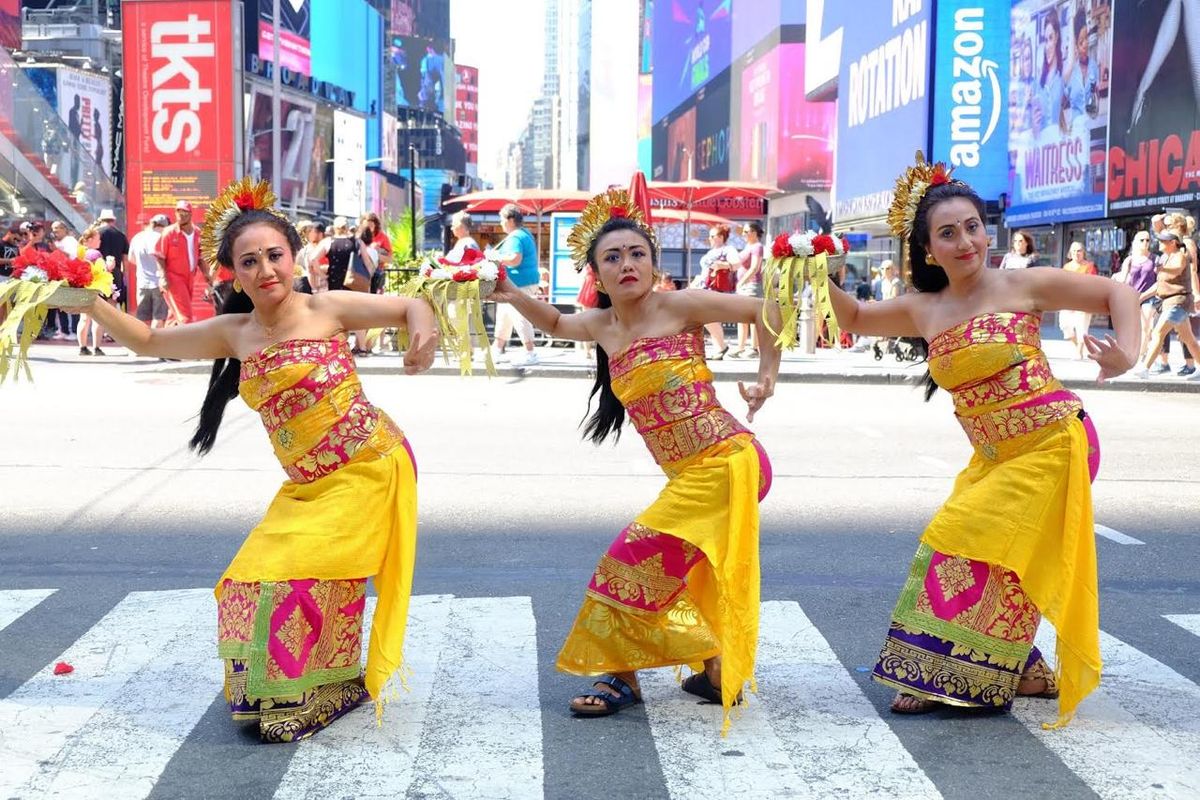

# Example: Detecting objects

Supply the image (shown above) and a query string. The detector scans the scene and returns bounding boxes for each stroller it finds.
[873,336,927,363]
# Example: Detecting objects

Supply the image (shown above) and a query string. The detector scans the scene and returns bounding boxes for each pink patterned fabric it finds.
[608,330,707,379]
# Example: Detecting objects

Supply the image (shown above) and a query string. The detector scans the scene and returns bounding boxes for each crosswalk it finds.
[1,590,1199,799]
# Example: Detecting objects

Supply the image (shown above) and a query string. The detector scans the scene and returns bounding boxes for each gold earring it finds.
[925,256,939,267]
[233,279,242,293]
[595,279,607,294]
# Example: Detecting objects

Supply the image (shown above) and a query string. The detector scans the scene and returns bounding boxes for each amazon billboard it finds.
[930,1,1009,202]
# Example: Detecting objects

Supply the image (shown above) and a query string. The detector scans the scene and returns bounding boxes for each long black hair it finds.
[188,210,303,455]
[580,217,657,445]
[907,181,987,400]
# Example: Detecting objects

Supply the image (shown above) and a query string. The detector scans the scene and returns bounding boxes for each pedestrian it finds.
[1000,230,1036,269]
[828,154,1139,727]
[1113,230,1162,367]
[297,221,328,293]
[360,212,392,294]
[698,224,740,359]
[489,188,781,730]
[42,222,75,340]
[75,225,109,356]
[97,209,130,311]
[1058,242,1098,359]
[0,224,20,276]
[1133,230,1200,378]
[880,260,903,300]
[155,200,210,325]
[654,272,677,292]
[733,221,764,358]
[488,203,541,366]
[348,221,381,354]
[50,220,79,257]
[1153,211,1200,374]
[445,211,480,261]
[292,221,315,294]
[317,217,365,292]
[70,177,439,743]
[129,214,170,329]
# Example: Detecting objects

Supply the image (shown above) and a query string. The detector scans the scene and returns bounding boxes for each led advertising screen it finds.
[834,1,932,223]
[243,0,311,76]
[651,0,732,122]
[392,35,454,115]
[455,65,479,172]
[1106,0,1198,215]
[311,0,381,115]
[694,71,730,181]
[1006,0,1110,226]
[0,0,18,51]
[776,43,834,192]
[930,0,1010,201]
[732,0,780,59]
[737,47,779,184]
[245,87,327,211]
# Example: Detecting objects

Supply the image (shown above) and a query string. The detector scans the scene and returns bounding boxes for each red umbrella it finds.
[628,172,653,224]
[645,180,776,278]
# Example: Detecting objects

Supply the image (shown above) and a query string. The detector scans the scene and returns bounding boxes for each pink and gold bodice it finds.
[239,338,406,483]
[609,330,750,472]
[928,312,1081,457]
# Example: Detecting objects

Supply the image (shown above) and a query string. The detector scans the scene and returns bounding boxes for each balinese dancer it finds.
[489,188,781,731]
[73,178,439,742]
[827,153,1139,726]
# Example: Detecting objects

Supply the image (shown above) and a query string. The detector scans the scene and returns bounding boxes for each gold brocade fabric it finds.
[558,331,764,731]
[920,312,1099,727]
[215,338,418,718]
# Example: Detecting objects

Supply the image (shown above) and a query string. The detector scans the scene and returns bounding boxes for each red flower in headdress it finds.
[930,165,951,186]
[771,233,792,258]
[233,190,257,211]
[610,207,629,219]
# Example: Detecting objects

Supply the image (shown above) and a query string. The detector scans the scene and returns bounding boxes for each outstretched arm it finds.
[828,281,924,337]
[311,291,439,374]
[80,295,239,359]
[488,276,602,342]
[1023,268,1140,380]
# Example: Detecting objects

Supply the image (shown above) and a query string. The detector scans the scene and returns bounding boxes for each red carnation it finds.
[930,166,951,186]
[53,661,74,676]
[61,258,94,287]
[496,264,507,283]
[811,234,834,256]
[458,247,485,266]
[451,268,478,282]
[610,207,628,219]
[12,249,39,269]
[839,236,851,253]
[233,191,256,210]
[771,233,792,258]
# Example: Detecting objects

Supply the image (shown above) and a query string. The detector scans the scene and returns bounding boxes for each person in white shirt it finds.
[698,224,740,358]
[129,215,169,328]
[50,220,79,257]
[445,211,481,261]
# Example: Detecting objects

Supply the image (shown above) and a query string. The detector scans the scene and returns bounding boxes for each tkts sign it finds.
[122,1,236,224]
[122,0,237,317]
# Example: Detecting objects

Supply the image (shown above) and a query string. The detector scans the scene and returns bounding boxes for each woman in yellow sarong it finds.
[490,188,781,730]
[75,178,439,742]
[828,154,1140,727]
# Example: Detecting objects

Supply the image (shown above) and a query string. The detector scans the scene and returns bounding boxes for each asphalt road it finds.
[1,362,1198,799]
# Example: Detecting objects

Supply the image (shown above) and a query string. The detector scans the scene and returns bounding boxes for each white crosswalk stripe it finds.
[643,601,939,800]
[0,588,216,800]
[2,590,1200,798]
[1014,626,1200,799]
[0,588,55,631]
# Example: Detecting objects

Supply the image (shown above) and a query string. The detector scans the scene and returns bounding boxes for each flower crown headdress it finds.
[566,188,658,271]
[199,177,291,271]
[886,151,959,242]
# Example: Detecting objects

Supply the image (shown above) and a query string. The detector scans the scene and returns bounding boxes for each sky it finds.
[450,0,546,185]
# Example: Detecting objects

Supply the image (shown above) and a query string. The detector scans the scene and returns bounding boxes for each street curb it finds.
[140,361,1200,393]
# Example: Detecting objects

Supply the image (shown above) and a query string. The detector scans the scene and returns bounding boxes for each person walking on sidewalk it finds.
[488,203,540,366]
[66,178,439,743]
[98,209,129,311]
[733,221,765,358]
[129,215,170,329]
[827,153,1138,727]
[490,188,780,731]
[697,224,740,359]
[75,225,111,356]
[1114,230,1164,369]
[1058,242,1098,359]
[1134,230,1200,379]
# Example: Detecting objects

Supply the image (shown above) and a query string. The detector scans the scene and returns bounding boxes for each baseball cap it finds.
[1156,230,1182,243]
[98,208,116,221]
[150,213,170,226]
[175,200,193,212]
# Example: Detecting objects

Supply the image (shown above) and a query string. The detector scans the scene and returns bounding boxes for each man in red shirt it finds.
[154,201,210,324]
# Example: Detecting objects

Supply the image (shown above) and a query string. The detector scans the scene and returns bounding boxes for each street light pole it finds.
[409,144,417,260]
[271,0,282,200]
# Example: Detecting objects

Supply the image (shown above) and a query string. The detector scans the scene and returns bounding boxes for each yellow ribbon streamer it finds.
[0,279,66,384]
[761,253,842,350]
[398,276,496,377]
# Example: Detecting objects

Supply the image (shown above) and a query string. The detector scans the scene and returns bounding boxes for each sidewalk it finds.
[19,324,1200,394]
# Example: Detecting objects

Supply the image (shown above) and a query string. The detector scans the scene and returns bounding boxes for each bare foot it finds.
[890,693,938,714]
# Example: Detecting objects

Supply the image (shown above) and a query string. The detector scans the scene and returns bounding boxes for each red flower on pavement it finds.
[771,234,792,258]
[53,661,74,675]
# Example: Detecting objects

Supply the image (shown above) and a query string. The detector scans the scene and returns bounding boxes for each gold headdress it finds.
[887,151,958,242]
[566,188,658,271]
[199,177,290,271]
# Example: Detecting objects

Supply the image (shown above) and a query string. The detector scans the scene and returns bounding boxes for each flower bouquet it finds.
[398,246,506,376]
[0,247,114,382]
[762,231,851,350]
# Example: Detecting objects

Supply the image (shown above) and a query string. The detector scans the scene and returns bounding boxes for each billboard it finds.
[122,1,237,228]
[1006,0,1111,226]
[333,110,367,218]
[57,67,114,181]
[392,35,453,115]
[0,0,18,51]
[455,65,479,172]
[250,0,311,75]
[311,0,381,115]
[244,87,329,211]
[834,1,932,223]
[1107,0,1198,214]
[651,0,732,122]
[694,71,730,181]
[931,1,1010,201]
[777,44,834,191]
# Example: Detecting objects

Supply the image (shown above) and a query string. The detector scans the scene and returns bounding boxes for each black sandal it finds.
[682,671,743,705]
[569,676,643,717]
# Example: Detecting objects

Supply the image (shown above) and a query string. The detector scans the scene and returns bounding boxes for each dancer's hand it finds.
[1085,334,1134,384]
[487,277,521,303]
[403,329,439,375]
[739,377,774,422]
